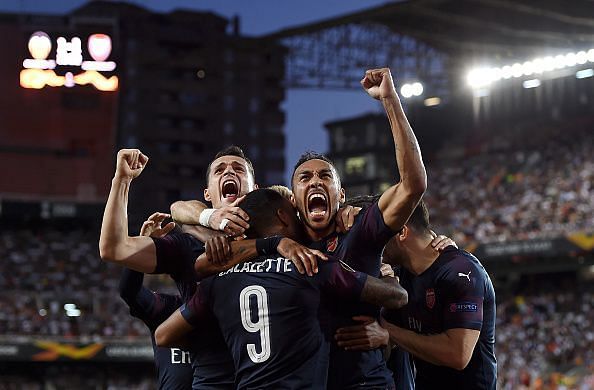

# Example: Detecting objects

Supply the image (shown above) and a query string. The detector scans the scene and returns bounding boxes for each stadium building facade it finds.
[0,1,286,223]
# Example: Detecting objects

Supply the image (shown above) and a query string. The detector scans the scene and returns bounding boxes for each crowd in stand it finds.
[425,129,594,247]
[495,278,594,389]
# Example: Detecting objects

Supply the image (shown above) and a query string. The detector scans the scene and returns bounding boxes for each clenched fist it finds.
[114,149,148,181]
[361,68,398,100]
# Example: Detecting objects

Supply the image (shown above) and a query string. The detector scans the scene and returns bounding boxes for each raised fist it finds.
[114,149,148,181]
[361,68,397,100]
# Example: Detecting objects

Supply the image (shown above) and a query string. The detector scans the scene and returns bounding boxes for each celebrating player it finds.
[118,212,192,389]
[380,201,497,389]
[155,189,409,389]
[288,67,427,389]
[99,149,235,388]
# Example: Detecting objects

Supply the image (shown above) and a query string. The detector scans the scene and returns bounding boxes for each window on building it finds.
[345,156,367,176]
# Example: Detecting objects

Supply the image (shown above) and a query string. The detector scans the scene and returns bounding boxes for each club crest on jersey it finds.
[426,288,436,309]
[326,236,338,252]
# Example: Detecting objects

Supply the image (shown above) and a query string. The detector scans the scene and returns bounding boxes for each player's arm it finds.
[380,321,479,370]
[155,309,194,348]
[360,274,408,310]
[195,236,327,278]
[119,268,154,314]
[171,197,249,237]
[362,68,427,232]
[155,285,210,348]
[381,260,485,370]
[99,149,158,273]
[320,260,407,310]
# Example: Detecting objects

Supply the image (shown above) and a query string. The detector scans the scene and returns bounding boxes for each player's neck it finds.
[406,237,440,276]
[304,222,335,242]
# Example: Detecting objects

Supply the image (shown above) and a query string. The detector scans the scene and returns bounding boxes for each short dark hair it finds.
[291,151,337,183]
[345,194,381,208]
[407,200,431,233]
[239,189,289,238]
[205,145,255,183]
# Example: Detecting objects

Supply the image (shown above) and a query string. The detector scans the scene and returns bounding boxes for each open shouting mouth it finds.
[307,191,328,221]
[221,178,240,203]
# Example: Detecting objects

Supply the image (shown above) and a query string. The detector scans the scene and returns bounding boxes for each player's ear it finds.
[398,225,408,241]
[204,188,211,202]
[339,187,346,203]
[276,208,290,227]
[253,183,259,190]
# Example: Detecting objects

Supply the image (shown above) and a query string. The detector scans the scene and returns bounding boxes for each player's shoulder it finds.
[437,247,488,281]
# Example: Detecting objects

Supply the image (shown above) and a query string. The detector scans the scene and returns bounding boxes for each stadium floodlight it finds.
[467,47,594,89]
[522,79,541,88]
[400,84,413,98]
[39,309,47,316]
[565,52,577,67]
[543,56,555,72]
[511,63,523,78]
[576,69,594,79]
[522,61,535,76]
[553,55,566,69]
[531,58,545,74]
[576,51,588,65]
[467,68,494,88]
[411,82,423,96]
[64,303,76,310]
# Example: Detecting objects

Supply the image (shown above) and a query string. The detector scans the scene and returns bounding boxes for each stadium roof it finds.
[266,0,594,59]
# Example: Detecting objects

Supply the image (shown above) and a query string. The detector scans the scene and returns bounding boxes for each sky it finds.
[1,0,390,184]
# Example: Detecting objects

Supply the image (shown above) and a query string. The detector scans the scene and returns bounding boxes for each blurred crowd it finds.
[0,228,160,339]
[496,281,594,390]
[426,128,594,247]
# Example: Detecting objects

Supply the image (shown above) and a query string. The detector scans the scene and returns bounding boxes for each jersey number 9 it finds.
[239,285,271,363]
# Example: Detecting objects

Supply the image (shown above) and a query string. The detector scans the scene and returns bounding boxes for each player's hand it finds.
[335,316,389,351]
[430,232,458,251]
[205,235,232,266]
[209,196,249,236]
[139,212,175,238]
[277,238,328,277]
[380,263,395,278]
[335,205,362,233]
[361,68,398,101]
[114,149,148,181]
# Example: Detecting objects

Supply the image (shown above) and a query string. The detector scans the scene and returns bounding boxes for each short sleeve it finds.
[349,203,395,253]
[151,233,204,276]
[314,257,368,301]
[440,257,486,331]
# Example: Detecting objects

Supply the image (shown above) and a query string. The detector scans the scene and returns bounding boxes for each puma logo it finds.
[458,271,471,281]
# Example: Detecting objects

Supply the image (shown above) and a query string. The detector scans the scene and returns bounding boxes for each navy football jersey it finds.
[119,269,193,390]
[309,203,395,389]
[152,233,235,389]
[182,255,367,390]
[384,247,497,389]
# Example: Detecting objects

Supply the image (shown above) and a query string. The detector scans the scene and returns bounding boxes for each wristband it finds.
[199,208,216,227]
[256,235,284,256]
